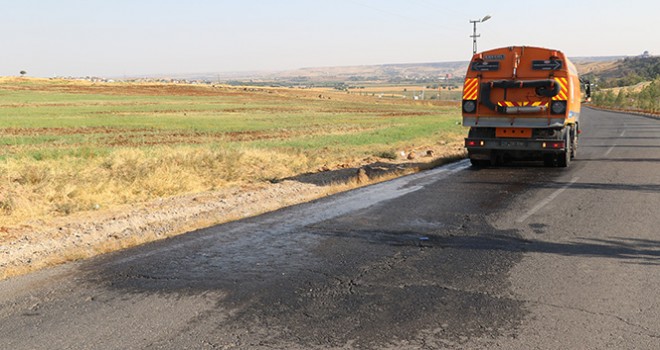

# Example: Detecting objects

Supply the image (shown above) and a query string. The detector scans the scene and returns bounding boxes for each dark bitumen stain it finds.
[184,214,529,349]
[579,158,660,163]
[77,163,660,349]
[582,144,660,148]
[583,136,660,140]
[280,161,428,187]
[78,167,540,349]
[464,180,660,194]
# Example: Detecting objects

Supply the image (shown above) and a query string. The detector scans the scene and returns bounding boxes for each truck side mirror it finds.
[581,80,592,103]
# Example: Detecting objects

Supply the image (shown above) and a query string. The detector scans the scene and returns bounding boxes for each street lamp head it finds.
[470,15,492,54]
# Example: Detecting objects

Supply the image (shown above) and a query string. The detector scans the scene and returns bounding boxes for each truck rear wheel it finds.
[557,132,571,168]
[571,133,577,159]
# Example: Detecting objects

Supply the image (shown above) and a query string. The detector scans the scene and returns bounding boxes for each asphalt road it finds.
[1,108,658,349]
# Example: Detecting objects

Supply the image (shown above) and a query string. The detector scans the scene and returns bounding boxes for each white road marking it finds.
[604,128,627,157]
[516,177,580,223]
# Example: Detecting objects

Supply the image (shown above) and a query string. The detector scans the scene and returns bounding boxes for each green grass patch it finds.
[0,79,464,225]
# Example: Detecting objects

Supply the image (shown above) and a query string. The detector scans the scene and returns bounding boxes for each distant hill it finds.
[581,55,660,87]
[143,56,634,86]
[570,56,624,75]
[265,61,469,83]
[570,56,627,63]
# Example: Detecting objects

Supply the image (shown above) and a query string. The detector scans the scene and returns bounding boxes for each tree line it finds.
[586,56,660,88]
[592,78,660,112]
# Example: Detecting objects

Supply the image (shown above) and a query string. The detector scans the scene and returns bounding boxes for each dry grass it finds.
[605,81,652,94]
[574,60,619,75]
[0,146,316,226]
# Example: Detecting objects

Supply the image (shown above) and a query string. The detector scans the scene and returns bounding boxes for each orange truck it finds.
[462,46,590,167]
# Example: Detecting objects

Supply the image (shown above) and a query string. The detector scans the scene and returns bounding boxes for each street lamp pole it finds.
[470,15,492,55]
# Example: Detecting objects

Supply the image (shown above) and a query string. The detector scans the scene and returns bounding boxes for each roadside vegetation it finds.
[584,55,660,88]
[591,78,660,113]
[0,78,464,230]
[586,55,660,113]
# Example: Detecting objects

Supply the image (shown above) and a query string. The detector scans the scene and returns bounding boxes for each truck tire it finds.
[570,126,577,159]
[557,131,571,168]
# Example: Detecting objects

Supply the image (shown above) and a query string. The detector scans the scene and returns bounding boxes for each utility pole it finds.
[470,15,492,55]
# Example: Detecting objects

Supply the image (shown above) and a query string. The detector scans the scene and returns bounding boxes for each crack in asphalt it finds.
[303,268,361,296]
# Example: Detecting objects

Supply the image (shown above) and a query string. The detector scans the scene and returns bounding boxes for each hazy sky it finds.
[2,0,658,77]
